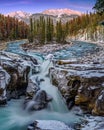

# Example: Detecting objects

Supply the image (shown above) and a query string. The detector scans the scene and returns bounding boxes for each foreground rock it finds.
[25,89,52,111]
[81,115,104,130]
[0,66,10,105]
[50,62,104,115]
[26,76,44,98]
[0,51,39,102]
[27,120,71,130]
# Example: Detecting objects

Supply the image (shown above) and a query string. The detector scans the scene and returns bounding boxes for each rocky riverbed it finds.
[21,41,73,54]
[0,40,104,130]
[48,41,104,129]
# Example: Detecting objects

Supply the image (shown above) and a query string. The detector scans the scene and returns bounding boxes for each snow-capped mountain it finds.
[5,9,82,24]
[42,8,82,16]
[6,11,31,22]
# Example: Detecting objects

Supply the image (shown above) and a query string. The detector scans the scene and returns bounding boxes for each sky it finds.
[0,0,96,14]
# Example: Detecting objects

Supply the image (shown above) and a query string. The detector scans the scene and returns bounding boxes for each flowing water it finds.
[0,40,98,130]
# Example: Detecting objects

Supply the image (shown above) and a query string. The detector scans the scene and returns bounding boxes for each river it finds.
[0,40,98,130]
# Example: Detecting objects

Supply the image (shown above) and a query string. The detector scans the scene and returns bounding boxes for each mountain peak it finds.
[42,8,82,16]
[6,11,31,19]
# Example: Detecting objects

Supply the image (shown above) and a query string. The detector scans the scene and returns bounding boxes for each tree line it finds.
[66,12,104,41]
[28,16,68,44]
[29,12,104,43]
[0,14,29,40]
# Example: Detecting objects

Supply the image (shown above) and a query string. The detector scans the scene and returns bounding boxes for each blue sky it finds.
[0,0,96,14]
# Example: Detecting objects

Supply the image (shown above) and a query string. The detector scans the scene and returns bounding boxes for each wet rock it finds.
[27,120,71,130]
[81,115,104,130]
[93,90,104,115]
[46,94,53,102]
[67,99,75,110]
[25,90,53,111]
[56,60,77,65]
[27,121,41,130]
[26,76,40,98]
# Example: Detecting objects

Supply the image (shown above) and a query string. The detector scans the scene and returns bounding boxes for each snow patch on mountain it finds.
[5,11,31,20]
[42,8,82,16]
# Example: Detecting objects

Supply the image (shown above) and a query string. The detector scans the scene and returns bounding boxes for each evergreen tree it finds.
[93,0,104,14]
[56,20,63,42]
[0,13,29,41]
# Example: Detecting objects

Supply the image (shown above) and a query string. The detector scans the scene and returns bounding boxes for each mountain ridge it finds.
[5,8,82,24]
[42,8,82,16]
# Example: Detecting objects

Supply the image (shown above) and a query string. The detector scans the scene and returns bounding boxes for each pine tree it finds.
[28,18,34,42]
[93,0,104,14]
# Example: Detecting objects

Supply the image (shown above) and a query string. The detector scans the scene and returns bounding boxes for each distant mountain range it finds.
[5,11,31,23]
[6,9,82,24]
[42,8,81,16]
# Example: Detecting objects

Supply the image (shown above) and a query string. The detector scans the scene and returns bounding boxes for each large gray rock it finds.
[24,90,52,111]
[26,76,40,98]
[0,66,10,105]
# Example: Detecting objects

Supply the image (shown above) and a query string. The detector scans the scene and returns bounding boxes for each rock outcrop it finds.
[24,90,52,111]
[25,75,52,111]
[26,76,40,98]
[50,62,104,115]
[0,51,39,103]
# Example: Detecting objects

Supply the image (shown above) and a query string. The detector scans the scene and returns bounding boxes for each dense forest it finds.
[29,12,104,43]
[0,14,29,40]
[28,17,67,43]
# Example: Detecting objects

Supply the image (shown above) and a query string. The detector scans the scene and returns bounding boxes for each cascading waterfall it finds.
[37,58,69,113]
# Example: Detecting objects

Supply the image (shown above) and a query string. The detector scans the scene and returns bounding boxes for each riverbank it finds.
[76,40,104,64]
[21,41,73,54]
[0,39,28,50]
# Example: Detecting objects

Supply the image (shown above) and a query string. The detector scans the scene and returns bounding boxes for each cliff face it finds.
[49,61,104,115]
[66,26,104,43]
[0,51,38,103]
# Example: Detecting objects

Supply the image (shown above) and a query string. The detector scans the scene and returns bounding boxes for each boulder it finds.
[26,76,41,98]
[24,90,53,111]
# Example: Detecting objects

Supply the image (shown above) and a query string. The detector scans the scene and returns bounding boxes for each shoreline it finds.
[0,39,28,51]
[77,40,104,64]
[76,39,104,47]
